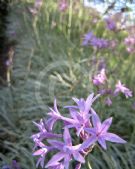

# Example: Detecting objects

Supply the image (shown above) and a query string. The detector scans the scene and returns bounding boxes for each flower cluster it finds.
[32,94,126,168]
[105,18,116,31]
[92,69,132,106]
[82,32,109,48]
[124,35,135,53]
[92,68,107,86]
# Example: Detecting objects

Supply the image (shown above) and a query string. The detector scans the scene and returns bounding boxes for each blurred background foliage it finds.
[0,0,135,169]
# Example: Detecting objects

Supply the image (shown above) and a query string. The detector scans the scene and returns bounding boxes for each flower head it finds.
[114,80,132,98]
[82,32,109,48]
[82,32,95,46]
[31,118,62,150]
[46,128,85,169]
[92,69,107,86]
[124,36,135,53]
[80,109,126,150]
[105,18,116,31]
[64,93,100,136]
[32,93,127,168]
[33,142,49,168]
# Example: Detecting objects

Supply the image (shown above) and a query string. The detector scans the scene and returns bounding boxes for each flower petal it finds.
[46,152,65,168]
[64,105,78,109]
[80,136,97,150]
[33,148,47,156]
[104,132,127,143]
[98,137,107,150]
[47,140,64,150]
[73,151,85,163]
[64,127,72,145]
[45,132,62,139]
[101,117,112,133]
[84,127,96,135]
[64,155,70,169]
[84,93,94,113]
[91,108,101,131]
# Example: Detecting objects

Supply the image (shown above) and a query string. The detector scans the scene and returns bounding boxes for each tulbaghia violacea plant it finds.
[31,93,126,168]
[82,32,109,49]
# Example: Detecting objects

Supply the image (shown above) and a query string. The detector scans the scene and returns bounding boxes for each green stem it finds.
[68,0,73,39]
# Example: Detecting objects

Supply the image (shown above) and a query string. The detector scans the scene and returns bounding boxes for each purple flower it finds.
[33,142,49,168]
[32,94,127,168]
[104,97,112,106]
[67,93,100,113]
[105,18,116,31]
[82,32,95,46]
[64,93,100,136]
[82,31,109,48]
[114,80,132,98]
[92,69,107,86]
[47,99,77,129]
[80,109,126,150]
[47,99,64,130]
[91,38,109,48]
[48,163,64,169]
[31,118,61,144]
[46,128,85,169]
[12,160,21,169]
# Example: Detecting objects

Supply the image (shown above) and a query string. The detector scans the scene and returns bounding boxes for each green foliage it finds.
[0,0,135,168]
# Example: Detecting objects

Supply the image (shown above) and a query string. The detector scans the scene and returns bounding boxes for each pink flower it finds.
[114,80,132,98]
[124,36,135,53]
[92,69,107,86]
[124,36,135,46]
[58,0,68,12]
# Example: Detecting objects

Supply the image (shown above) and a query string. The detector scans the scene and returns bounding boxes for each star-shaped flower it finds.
[46,128,85,169]
[31,118,62,149]
[114,80,132,98]
[80,109,126,150]
[64,93,100,136]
